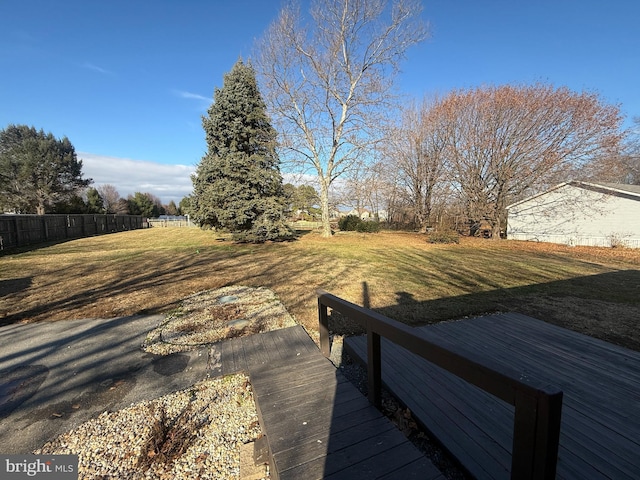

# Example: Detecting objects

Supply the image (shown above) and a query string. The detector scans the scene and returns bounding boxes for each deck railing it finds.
[318,289,563,480]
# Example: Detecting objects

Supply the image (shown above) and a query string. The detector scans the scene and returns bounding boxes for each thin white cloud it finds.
[174,90,210,102]
[82,62,114,75]
[173,90,211,112]
[79,153,195,204]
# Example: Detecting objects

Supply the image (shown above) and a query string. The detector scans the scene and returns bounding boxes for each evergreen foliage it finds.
[190,60,293,242]
[85,187,105,213]
[51,188,104,214]
[338,215,362,232]
[426,230,460,244]
[178,196,192,216]
[51,194,89,214]
[127,192,164,217]
[284,183,321,219]
[0,124,91,214]
[356,220,381,233]
[338,214,381,233]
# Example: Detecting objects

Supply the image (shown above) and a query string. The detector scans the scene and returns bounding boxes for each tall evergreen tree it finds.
[127,192,162,218]
[190,60,293,242]
[85,187,105,213]
[0,124,91,214]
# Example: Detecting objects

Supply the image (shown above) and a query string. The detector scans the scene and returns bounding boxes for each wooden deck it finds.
[211,325,443,480]
[344,313,640,479]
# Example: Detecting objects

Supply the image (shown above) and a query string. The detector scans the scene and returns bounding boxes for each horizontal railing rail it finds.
[318,289,563,480]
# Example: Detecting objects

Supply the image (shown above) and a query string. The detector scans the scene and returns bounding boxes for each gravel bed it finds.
[143,286,296,356]
[35,375,262,480]
[33,286,293,480]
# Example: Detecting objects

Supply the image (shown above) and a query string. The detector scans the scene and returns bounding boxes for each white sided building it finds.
[506,182,640,248]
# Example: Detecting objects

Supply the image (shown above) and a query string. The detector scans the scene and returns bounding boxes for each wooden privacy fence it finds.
[317,290,564,480]
[0,214,144,250]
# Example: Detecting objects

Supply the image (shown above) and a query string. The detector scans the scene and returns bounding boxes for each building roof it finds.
[595,182,640,196]
[506,181,640,210]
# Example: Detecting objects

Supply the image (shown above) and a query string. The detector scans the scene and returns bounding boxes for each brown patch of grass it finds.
[207,304,244,325]
[173,320,208,334]
[1,229,639,351]
[226,318,266,339]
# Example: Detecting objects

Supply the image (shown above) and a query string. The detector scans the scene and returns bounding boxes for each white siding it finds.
[507,184,640,248]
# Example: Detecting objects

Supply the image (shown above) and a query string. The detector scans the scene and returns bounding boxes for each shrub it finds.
[427,230,460,244]
[338,215,380,233]
[338,215,362,231]
[356,220,381,233]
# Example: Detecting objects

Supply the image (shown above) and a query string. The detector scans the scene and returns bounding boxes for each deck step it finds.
[215,325,444,480]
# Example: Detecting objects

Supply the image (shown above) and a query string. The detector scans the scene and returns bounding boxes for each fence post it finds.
[42,216,49,241]
[511,389,563,479]
[14,216,21,246]
[318,298,330,358]
[367,328,382,408]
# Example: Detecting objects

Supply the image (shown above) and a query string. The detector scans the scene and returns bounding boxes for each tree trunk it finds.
[319,181,332,238]
[416,212,427,234]
[491,222,502,240]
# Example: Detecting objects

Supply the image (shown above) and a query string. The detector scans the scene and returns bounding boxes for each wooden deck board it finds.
[344,313,640,479]
[433,315,640,401]
[347,334,512,479]
[260,328,290,363]
[213,325,443,479]
[429,315,640,432]
[265,401,385,454]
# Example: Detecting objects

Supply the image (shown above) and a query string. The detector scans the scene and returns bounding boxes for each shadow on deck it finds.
[344,313,640,479]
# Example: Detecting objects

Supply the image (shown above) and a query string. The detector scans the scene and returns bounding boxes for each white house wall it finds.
[507,184,640,248]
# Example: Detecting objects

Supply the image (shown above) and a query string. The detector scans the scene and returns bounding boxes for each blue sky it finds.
[1,0,638,203]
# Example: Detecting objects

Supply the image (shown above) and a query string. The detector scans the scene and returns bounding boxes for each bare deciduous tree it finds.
[438,84,624,238]
[256,0,428,236]
[385,97,450,232]
[339,157,390,220]
[617,117,640,184]
[96,184,121,213]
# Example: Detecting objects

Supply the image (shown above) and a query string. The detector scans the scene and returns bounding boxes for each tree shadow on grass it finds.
[327,270,640,352]
[0,242,352,331]
[0,237,86,256]
[0,277,32,297]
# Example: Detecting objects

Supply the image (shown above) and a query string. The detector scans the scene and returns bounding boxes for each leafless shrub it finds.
[137,403,210,471]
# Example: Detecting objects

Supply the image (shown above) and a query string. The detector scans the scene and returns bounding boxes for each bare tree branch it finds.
[256,0,428,236]
[437,84,624,238]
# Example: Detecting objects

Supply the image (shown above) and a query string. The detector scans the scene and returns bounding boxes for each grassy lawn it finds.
[2,228,639,351]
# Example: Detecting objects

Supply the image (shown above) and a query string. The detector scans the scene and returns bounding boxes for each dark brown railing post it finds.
[319,299,331,358]
[511,389,563,480]
[367,327,382,408]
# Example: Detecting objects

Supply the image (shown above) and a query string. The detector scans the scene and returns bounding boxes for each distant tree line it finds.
[56,187,184,218]
[0,126,182,217]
